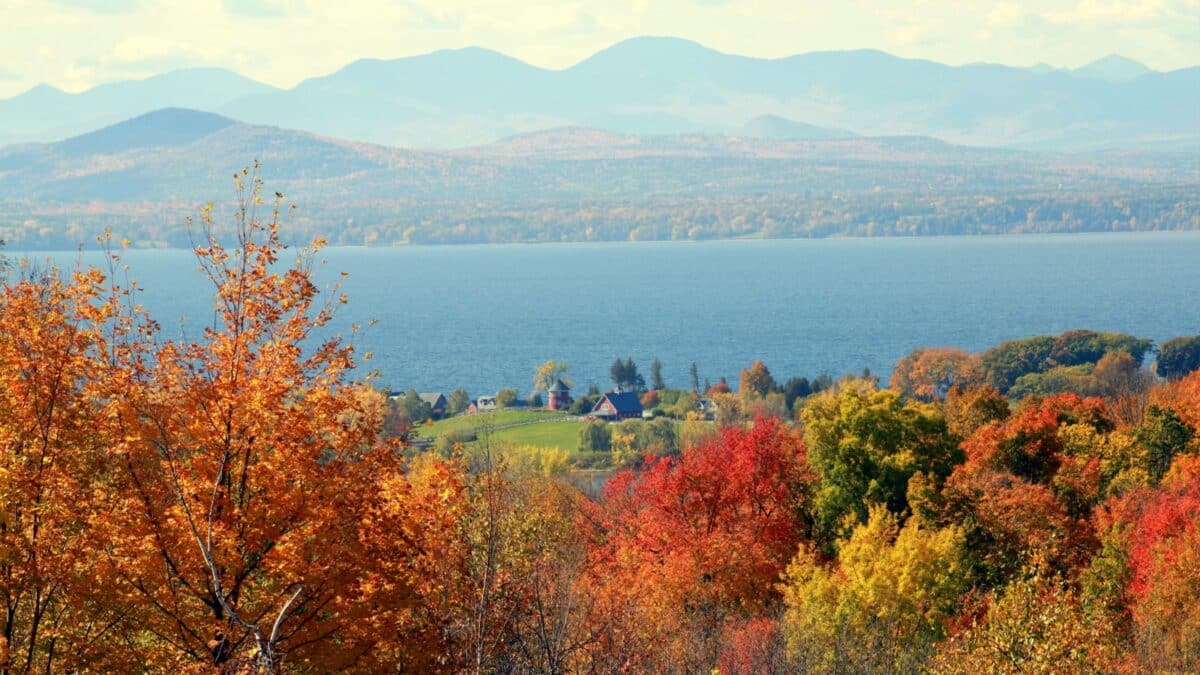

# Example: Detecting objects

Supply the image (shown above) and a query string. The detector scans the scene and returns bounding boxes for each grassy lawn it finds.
[420,411,712,463]
[483,420,584,453]
[425,409,571,437]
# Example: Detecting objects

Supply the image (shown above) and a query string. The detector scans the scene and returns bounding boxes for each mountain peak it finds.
[740,114,857,141]
[1073,54,1152,83]
[57,107,237,156]
[17,83,67,99]
[570,35,723,70]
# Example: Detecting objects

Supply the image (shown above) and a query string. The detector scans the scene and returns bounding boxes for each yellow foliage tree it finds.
[781,506,969,673]
[931,571,1123,674]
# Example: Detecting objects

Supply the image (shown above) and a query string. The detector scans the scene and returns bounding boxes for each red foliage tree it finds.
[1151,369,1200,434]
[943,394,1111,582]
[585,418,811,669]
[708,380,733,395]
[1097,467,1200,670]
[640,389,660,409]
[961,393,1109,484]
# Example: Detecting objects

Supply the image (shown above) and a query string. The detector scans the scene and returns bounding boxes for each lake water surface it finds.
[15,233,1200,396]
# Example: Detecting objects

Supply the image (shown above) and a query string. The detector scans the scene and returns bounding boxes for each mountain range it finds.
[1,37,1196,151]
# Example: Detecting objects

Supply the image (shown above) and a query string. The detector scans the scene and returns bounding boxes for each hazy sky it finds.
[1,0,1197,97]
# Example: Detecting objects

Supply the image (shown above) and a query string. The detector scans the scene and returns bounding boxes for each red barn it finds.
[591,391,643,421]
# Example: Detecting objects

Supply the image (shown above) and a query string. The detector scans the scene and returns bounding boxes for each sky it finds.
[1,0,1197,97]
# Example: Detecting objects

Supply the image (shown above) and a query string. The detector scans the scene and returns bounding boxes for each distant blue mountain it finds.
[217,38,1194,149]
[739,114,856,141]
[0,68,276,145]
[1,38,1195,150]
[57,108,236,157]
[1071,55,1153,83]
[1026,55,1154,84]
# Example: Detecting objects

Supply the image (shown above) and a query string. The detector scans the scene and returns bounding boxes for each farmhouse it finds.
[591,391,643,421]
[466,393,530,414]
[468,396,497,414]
[419,392,448,418]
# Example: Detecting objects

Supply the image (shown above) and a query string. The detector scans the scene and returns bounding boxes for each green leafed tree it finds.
[495,388,519,408]
[397,388,434,424]
[1156,336,1200,380]
[447,388,471,415]
[800,381,961,547]
[578,420,612,453]
[650,358,665,391]
[1135,405,1194,483]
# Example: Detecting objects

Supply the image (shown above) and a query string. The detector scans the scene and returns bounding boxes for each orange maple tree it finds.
[82,172,463,670]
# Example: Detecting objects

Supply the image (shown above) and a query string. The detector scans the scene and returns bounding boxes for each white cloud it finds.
[987,3,1026,27]
[1044,0,1169,24]
[0,0,1195,96]
[49,0,141,13]
[222,0,307,19]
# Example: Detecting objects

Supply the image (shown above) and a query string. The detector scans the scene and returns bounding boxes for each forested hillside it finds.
[0,110,1195,248]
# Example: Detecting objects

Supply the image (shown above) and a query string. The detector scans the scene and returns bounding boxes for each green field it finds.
[425,409,570,436]
[484,420,585,452]
[421,409,583,453]
[421,410,709,460]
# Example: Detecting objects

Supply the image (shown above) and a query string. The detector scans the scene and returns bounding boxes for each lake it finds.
[12,233,1200,396]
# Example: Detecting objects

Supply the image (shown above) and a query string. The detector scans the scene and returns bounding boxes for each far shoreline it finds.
[8,228,1200,255]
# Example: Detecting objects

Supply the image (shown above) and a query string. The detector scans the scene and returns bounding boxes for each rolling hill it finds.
[0,108,1195,249]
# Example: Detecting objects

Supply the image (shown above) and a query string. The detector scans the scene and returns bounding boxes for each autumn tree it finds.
[739,360,777,400]
[890,347,984,401]
[0,261,141,671]
[932,571,1123,673]
[434,443,601,673]
[1098,470,1200,671]
[707,379,732,395]
[355,452,468,672]
[938,394,1112,584]
[942,384,1009,439]
[533,359,571,393]
[782,507,969,672]
[586,418,811,670]
[97,171,459,670]
[1151,368,1200,434]
[800,382,961,546]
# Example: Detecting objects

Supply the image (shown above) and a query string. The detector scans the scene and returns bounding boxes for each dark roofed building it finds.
[418,392,448,418]
[591,391,643,421]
